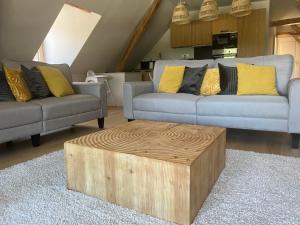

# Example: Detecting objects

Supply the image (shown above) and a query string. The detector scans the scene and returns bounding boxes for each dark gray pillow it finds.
[177,65,208,95]
[21,65,51,99]
[218,63,238,95]
[0,70,14,101]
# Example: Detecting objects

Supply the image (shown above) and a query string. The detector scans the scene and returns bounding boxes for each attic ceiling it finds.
[0,0,298,77]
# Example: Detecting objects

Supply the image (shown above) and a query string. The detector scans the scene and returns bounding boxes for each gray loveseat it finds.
[124,55,300,149]
[0,60,107,147]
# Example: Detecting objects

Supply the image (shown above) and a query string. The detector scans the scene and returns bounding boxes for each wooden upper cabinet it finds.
[170,23,192,48]
[237,8,267,57]
[191,21,212,46]
[212,14,237,34]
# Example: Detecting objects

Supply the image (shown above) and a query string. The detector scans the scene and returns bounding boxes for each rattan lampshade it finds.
[172,2,190,25]
[199,0,218,21]
[231,0,252,17]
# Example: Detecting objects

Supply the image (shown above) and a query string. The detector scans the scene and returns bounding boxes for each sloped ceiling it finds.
[0,0,277,77]
[0,0,151,77]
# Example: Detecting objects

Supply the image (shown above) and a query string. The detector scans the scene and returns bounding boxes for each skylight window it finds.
[34,3,101,65]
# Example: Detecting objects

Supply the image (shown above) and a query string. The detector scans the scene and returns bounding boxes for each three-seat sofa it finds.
[0,60,107,147]
[123,55,300,149]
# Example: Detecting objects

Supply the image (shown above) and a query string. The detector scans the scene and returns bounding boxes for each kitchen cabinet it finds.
[170,23,192,48]
[237,8,267,57]
[212,14,237,34]
[191,21,212,46]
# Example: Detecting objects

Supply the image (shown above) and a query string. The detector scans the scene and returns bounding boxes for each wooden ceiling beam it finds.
[116,0,161,72]
[270,17,300,27]
[291,25,300,34]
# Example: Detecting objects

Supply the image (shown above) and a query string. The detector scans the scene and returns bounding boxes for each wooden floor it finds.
[0,107,299,170]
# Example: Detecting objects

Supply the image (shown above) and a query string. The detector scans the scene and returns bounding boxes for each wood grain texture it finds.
[116,0,161,71]
[191,20,212,46]
[212,14,237,34]
[237,8,267,57]
[65,120,226,225]
[170,23,192,48]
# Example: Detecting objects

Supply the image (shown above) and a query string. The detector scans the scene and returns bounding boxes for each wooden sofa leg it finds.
[128,119,135,122]
[31,134,40,147]
[291,134,300,149]
[98,118,104,129]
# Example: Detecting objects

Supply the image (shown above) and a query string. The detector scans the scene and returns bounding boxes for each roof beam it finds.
[270,17,300,27]
[291,25,300,34]
[116,0,161,71]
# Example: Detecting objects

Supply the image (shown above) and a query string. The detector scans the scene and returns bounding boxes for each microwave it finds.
[212,32,238,50]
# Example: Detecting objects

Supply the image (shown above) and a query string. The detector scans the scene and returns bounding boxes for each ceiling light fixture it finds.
[172,1,191,25]
[231,0,252,17]
[199,0,219,22]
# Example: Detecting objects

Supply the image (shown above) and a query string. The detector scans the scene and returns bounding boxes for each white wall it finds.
[276,35,300,78]
[42,4,101,66]
[143,1,270,61]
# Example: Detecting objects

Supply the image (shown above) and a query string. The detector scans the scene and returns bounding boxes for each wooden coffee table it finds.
[64,120,226,225]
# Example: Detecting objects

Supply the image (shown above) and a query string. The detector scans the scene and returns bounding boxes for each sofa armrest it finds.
[72,82,107,117]
[288,78,300,133]
[123,81,154,119]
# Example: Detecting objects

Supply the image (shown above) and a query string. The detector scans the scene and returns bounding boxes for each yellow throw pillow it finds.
[237,63,278,96]
[4,67,32,102]
[37,66,74,97]
[158,65,185,93]
[201,68,221,96]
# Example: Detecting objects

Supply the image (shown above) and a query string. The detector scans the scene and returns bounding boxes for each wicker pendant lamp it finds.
[172,1,190,25]
[231,0,252,17]
[199,0,219,21]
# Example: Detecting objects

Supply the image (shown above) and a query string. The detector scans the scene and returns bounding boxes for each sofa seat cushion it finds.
[0,101,42,129]
[196,95,289,119]
[133,93,201,114]
[31,94,100,120]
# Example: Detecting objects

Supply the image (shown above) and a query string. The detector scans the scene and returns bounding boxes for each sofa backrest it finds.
[216,55,293,96]
[153,59,215,92]
[2,59,73,82]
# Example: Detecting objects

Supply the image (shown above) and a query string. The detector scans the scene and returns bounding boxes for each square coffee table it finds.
[64,120,226,225]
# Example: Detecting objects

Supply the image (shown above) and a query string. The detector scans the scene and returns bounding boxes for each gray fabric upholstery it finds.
[153,60,215,92]
[0,62,107,144]
[123,55,295,136]
[216,55,293,96]
[134,111,197,124]
[123,81,154,119]
[288,78,300,133]
[134,93,201,114]
[197,116,288,132]
[0,101,42,129]
[0,122,42,143]
[73,82,107,117]
[43,110,100,132]
[2,59,72,82]
[196,95,289,119]
[31,95,101,120]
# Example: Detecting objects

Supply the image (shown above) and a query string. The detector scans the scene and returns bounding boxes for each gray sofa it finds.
[124,55,300,149]
[0,60,107,147]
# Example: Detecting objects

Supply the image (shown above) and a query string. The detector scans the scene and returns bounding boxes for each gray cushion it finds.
[0,101,42,129]
[153,60,215,92]
[196,95,289,119]
[31,94,100,120]
[2,59,72,82]
[215,55,293,96]
[133,93,201,114]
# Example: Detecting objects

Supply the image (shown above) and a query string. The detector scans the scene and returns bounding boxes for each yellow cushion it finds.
[201,68,221,96]
[158,65,185,93]
[37,66,74,97]
[237,63,278,96]
[4,67,32,102]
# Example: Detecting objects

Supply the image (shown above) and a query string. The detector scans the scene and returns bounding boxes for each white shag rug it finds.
[0,149,300,225]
